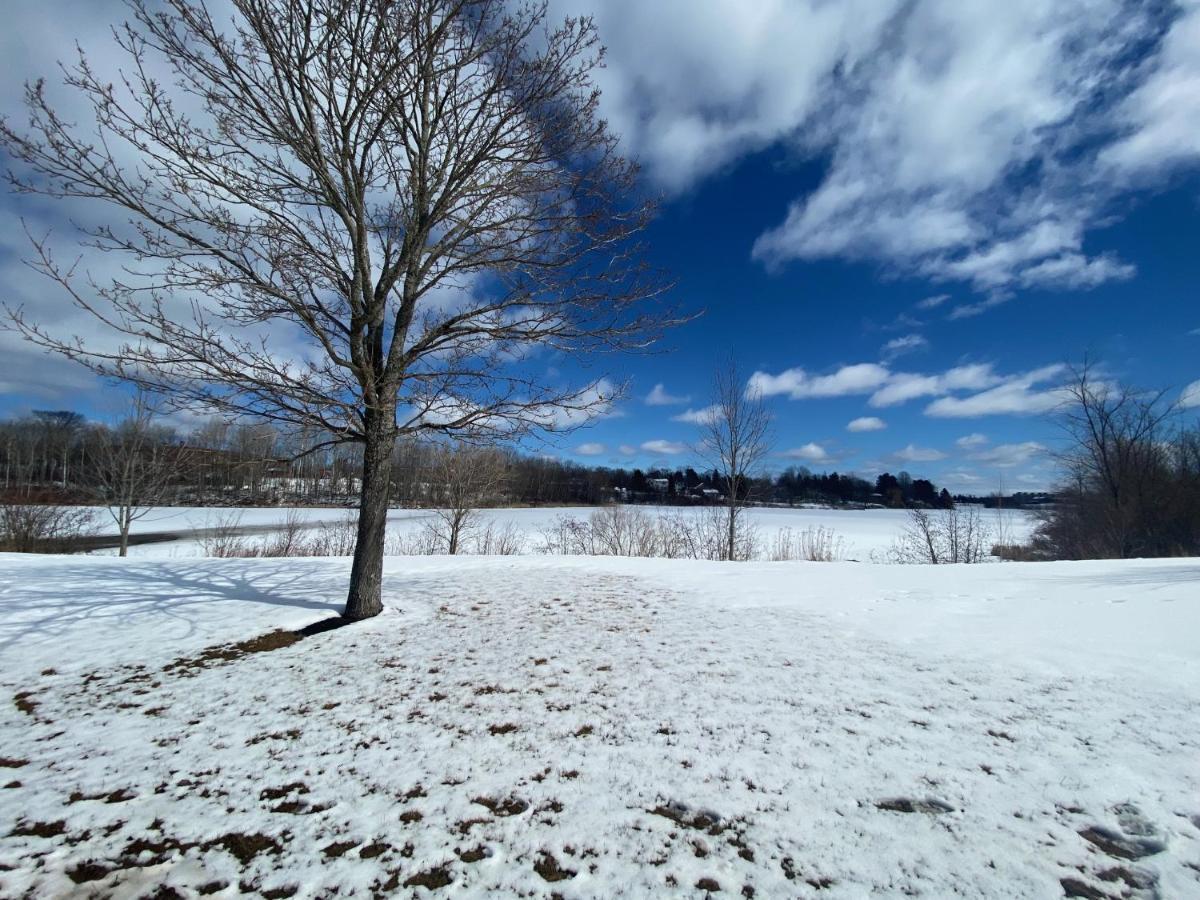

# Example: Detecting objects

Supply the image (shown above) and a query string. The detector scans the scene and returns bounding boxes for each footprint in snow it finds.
[1078,807,1166,862]
[875,797,955,815]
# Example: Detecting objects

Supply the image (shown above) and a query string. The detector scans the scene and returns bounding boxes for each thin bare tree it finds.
[428,441,506,554]
[698,357,772,561]
[92,392,185,556]
[1,0,676,618]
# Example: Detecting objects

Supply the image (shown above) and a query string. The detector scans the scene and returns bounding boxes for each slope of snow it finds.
[1,553,1196,898]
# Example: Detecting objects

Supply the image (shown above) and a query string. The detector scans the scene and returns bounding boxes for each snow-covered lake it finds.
[85,503,1038,560]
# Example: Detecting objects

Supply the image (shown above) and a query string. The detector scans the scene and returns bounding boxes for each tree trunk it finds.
[725,502,735,561]
[344,419,396,620]
[119,510,130,558]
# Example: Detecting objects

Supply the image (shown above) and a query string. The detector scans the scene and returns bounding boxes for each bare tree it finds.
[1,0,676,618]
[698,358,772,561]
[92,393,184,556]
[1036,362,1182,559]
[427,442,506,554]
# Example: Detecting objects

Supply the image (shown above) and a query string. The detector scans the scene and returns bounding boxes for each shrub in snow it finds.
[885,507,993,564]
[0,503,97,553]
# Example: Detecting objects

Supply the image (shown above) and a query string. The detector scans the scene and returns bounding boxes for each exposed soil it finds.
[473,796,529,817]
[9,820,66,838]
[533,852,576,882]
[163,619,352,675]
[404,866,454,889]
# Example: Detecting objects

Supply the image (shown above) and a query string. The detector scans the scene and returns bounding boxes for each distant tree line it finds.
[1,408,964,512]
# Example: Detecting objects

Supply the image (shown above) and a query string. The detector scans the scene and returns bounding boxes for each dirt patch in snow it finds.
[473,796,530,817]
[9,819,66,838]
[534,852,576,882]
[162,617,352,676]
[404,866,454,889]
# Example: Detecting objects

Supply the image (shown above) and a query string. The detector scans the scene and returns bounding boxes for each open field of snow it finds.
[1,551,1197,897]
[85,504,1037,560]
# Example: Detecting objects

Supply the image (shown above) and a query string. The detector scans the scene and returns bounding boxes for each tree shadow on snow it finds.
[0,558,347,658]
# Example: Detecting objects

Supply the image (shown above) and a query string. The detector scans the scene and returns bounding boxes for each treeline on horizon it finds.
[0,408,1036,510]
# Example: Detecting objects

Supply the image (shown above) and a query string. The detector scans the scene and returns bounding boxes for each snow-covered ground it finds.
[1,552,1197,897]
[86,504,1037,560]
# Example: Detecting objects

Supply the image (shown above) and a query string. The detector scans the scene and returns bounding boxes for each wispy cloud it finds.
[967,440,1047,467]
[645,383,691,406]
[881,334,929,361]
[641,439,687,455]
[1181,379,1200,409]
[748,363,891,400]
[751,360,1074,419]
[924,365,1069,417]
[915,293,951,310]
[955,432,989,449]
[893,444,948,463]
[575,442,607,456]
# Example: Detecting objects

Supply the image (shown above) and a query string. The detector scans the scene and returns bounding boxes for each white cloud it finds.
[915,294,951,310]
[1181,379,1200,409]
[881,334,928,360]
[645,382,690,406]
[671,405,719,425]
[924,364,1070,417]
[1101,4,1200,178]
[749,363,891,400]
[893,444,948,463]
[847,416,886,432]
[781,442,837,464]
[641,439,687,455]
[955,432,989,449]
[868,364,1000,407]
[548,0,1194,299]
[751,359,1074,419]
[969,441,1047,467]
[575,442,607,456]
[618,444,637,457]
[548,0,902,193]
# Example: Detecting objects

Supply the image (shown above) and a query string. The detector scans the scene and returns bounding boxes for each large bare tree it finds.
[1,0,673,618]
[698,358,772,562]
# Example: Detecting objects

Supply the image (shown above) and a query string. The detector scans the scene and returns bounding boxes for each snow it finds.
[86,503,1038,560]
[1,552,1197,898]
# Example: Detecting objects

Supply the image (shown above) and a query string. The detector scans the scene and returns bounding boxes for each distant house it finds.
[648,477,670,492]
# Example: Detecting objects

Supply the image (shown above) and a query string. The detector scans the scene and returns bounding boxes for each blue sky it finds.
[2,0,1200,492]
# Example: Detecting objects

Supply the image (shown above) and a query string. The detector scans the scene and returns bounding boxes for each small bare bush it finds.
[0,503,97,553]
[538,506,760,561]
[307,515,358,556]
[205,509,359,557]
[887,506,993,564]
[386,525,442,556]
[472,520,526,555]
[768,525,846,562]
[201,511,248,558]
